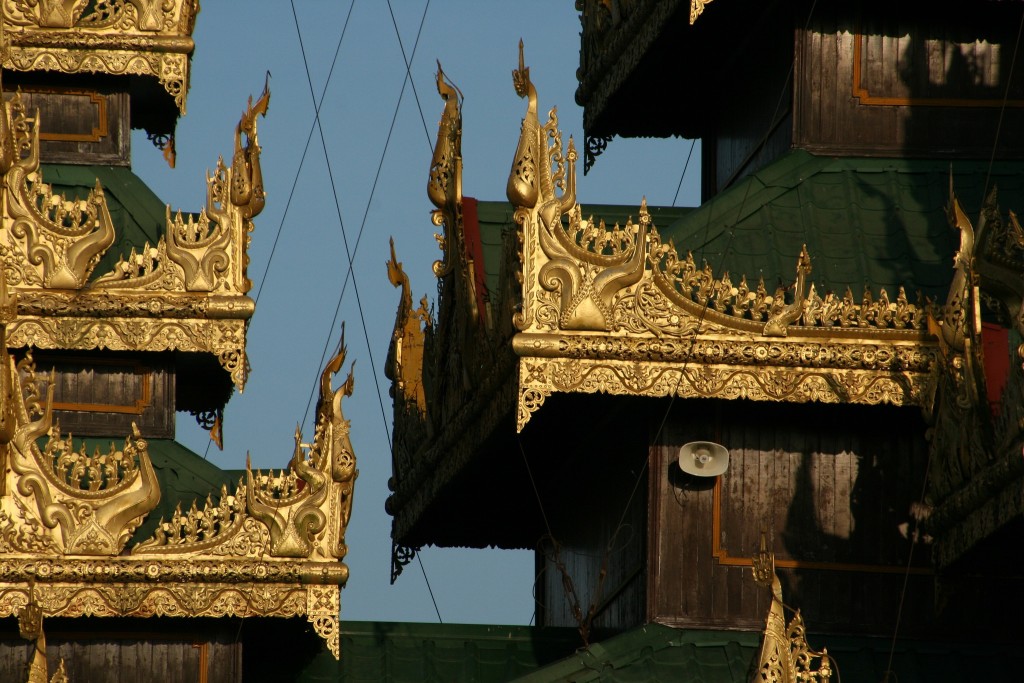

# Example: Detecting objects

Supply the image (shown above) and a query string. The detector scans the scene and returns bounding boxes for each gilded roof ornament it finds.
[690,0,715,24]
[0,93,116,289]
[751,532,832,683]
[2,0,199,113]
[0,85,269,391]
[0,319,357,659]
[505,47,939,430]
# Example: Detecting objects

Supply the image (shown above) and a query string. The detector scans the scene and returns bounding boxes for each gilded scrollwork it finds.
[0,85,269,391]
[0,309,352,659]
[752,533,833,682]
[504,47,941,430]
[2,352,161,556]
[517,356,923,431]
[2,0,198,111]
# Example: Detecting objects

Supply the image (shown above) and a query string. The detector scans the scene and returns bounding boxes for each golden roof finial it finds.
[751,531,832,682]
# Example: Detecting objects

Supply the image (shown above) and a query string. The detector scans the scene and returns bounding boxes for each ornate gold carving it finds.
[246,328,356,561]
[0,312,352,659]
[690,0,715,24]
[308,585,340,660]
[0,85,269,391]
[752,533,832,683]
[95,82,269,296]
[506,49,938,429]
[18,584,69,683]
[2,353,161,556]
[0,93,115,289]
[2,0,199,112]
[386,239,429,418]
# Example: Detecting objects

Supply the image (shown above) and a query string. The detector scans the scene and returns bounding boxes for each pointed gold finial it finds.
[513,39,530,99]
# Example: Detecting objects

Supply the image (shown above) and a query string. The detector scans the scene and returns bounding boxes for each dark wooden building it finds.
[0,5,355,681]
[386,2,1024,680]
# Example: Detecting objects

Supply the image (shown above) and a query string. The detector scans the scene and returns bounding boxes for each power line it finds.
[299,0,433,435]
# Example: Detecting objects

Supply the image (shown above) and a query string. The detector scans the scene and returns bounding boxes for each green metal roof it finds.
[41,164,169,279]
[515,622,1024,683]
[514,624,758,683]
[58,436,240,547]
[659,151,1024,299]
[479,152,1024,303]
[338,621,581,682]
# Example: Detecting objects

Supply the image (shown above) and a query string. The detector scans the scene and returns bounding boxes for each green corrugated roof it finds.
[41,164,169,279]
[515,622,1024,683]
[660,150,1024,299]
[55,436,240,547]
[480,153,1024,303]
[339,621,581,682]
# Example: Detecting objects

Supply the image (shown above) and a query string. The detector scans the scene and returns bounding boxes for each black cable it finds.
[417,553,444,623]
[386,0,434,151]
[299,0,432,437]
[671,139,697,207]
[253,1,357,306]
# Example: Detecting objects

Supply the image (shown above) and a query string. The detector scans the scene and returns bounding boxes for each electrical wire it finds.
[386,0,434,152]
[299,0,432,434]
[671,139,697,207]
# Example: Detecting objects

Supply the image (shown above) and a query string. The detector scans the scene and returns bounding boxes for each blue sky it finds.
[132,1,699,626]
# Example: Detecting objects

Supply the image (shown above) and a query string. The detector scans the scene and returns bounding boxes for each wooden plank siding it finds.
[794,4,1024,158]
[649,399,940,635]
[0,630,241,683]
[6,85,131,166]
[533,396,648,635]
[701,5,794,199]
[31,352,175,438]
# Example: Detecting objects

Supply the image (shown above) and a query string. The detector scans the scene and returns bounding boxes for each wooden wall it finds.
[702,3,794,199]
[31,352,175,439]
[795,3,1024,157]
[531,395,648,635]
[648,399,941,635]
[0,628,241,683]
[7,84,131,166]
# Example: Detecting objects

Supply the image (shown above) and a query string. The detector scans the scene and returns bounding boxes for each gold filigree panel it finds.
[7,316,248,390]
[0,582,338,656]
[505,46,939,430]
[516,356,926,431]
[2,0,199,112]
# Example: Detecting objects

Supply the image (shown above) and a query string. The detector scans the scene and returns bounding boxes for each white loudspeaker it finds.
[678,441,729,477]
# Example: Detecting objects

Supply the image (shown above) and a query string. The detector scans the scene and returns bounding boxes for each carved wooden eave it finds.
[1,0,199,115]
[510,46,939,432]
[0,84,269,391]
[576,0,717,169]
[0,313,358,659]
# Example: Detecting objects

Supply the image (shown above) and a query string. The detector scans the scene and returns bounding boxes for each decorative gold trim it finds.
[690,0,715,24]
[506,46,940,430]
[0,83,270,391]
[0,304,354,657]
[2,0,199,113]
